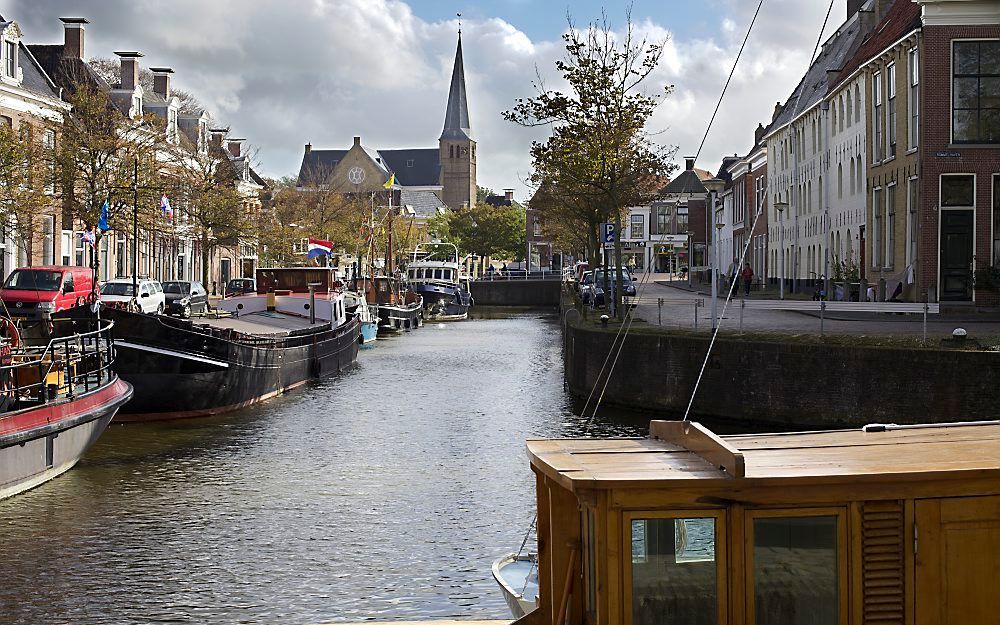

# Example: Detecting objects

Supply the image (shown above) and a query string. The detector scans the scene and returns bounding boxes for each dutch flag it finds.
[160,194,173,220]
[307,238,333,259]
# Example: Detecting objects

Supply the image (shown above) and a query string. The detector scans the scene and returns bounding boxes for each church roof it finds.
[440,34,472,141]
[297,149,348,185]
[379,148,440,187]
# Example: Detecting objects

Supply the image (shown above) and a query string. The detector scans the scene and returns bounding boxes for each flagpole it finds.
[132,157,139,297]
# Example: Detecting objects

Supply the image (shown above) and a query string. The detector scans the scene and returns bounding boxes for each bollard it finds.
[740,298,745,334]
[820,300,826,336]
[600,314,609,328]
[658,298,663,325]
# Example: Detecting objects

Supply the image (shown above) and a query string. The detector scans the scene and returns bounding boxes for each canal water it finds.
[0,311,645,625]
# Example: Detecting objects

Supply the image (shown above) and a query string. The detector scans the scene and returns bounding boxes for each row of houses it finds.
[532,0,1000,304]
[0,14,265,293]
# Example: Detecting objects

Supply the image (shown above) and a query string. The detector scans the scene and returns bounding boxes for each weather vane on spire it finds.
[457,12,462,36]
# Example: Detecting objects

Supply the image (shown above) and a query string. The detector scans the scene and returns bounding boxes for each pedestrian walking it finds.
[741,262,754,297]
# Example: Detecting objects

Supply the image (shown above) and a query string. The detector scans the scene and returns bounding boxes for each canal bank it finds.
[563,296,1000,429]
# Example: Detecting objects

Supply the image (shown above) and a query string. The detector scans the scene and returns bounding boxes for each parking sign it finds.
[601,223,616,244]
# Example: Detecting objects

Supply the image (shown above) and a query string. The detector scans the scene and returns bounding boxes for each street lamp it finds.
[774,201,789,300]
[703,177,726,331]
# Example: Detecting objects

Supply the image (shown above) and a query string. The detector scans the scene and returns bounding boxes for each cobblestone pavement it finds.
[613,274,1000,338]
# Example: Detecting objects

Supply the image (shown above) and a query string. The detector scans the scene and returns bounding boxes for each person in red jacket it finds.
[740,262,754,297]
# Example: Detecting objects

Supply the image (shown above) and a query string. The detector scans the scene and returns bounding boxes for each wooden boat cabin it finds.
[524,420,1000,625]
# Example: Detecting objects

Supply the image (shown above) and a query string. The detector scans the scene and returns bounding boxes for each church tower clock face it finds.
[347,166,366,185]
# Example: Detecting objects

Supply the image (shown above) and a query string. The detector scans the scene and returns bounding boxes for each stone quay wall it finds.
[563,307,1000,429]
[470,279,561,307]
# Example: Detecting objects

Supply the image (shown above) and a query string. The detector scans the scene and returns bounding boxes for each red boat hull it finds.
[0,378,133,499]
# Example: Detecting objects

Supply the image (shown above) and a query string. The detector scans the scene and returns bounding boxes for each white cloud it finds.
[6,0,846,198]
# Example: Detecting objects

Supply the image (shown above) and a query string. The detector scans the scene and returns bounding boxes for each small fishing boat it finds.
[0,316,132,499]
[406,243,473,321]
[492,552,539,619]
[358,275,423,335]
[344,289,379,345]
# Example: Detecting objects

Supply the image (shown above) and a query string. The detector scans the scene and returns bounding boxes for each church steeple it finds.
[440,33,472,141]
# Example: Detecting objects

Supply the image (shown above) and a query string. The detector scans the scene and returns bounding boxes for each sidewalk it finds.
[624,277,1000,338]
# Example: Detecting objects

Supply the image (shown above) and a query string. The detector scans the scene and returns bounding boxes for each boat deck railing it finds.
[4,318,117,409]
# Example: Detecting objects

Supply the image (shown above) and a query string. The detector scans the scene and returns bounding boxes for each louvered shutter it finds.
[861,500,905,625]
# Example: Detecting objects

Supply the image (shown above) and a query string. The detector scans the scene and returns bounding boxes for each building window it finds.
[532,219,542,237]
[941,174,975,207]
[630,214,645,239]
[61,231,72,265]
[873,188,882,268]
[40,215,54,265]
[908,48,919,149]
[854,84,861,124]
[887,63,897,158]
[886,184,896,269]
[873,72,884,161]
[907,177,919,267]
[850,158,856,195]
[837,163,843,199]
[0,115,10,128]
[43,128,55,194]
[953,40,1000,143]
[4,40,16,79]
[846,89,853,127]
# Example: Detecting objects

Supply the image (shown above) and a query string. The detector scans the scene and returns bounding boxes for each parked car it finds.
[225,278,256,297]
[162,281,208,318]
[585,269,637,306]
[0,265,95,322]
[100,278,165,315]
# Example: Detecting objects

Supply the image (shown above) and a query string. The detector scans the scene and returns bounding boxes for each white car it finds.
[99,278,166,314]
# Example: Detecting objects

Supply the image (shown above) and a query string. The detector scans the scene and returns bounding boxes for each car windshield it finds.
[101,282,135,297]
[162,282,190,295]
[594,271,632,284]
[3,269,63,291]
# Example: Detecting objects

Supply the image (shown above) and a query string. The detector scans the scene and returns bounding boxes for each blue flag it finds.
[97,199,111,232]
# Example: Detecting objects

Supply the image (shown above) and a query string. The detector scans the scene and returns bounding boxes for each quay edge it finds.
[561,296,1000,428]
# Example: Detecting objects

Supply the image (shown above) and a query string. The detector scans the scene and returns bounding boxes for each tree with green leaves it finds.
[55,85,165,276]
[0,121,51,263]
[166,139,254,287]
[505,12,676,314]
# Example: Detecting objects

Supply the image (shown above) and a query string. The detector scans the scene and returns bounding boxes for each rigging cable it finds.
[682,0,838,422]
[581,0,766,428]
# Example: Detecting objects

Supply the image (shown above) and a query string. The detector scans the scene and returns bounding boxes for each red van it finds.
[0,266,95,322]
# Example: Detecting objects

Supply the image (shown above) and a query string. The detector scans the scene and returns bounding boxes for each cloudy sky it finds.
[5,0,846,200]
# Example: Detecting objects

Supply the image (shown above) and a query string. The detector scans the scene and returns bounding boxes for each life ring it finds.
[0,317,20,350]
[76,296,87,307]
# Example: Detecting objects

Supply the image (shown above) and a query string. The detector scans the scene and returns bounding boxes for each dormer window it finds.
[167,108,178,143]
[1,21,22,84]
[131,95,142,118]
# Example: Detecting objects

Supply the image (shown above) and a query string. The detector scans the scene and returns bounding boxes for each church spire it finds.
[440,32,472,141]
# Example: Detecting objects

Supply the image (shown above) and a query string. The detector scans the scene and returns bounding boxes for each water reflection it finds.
[0,311,642,625]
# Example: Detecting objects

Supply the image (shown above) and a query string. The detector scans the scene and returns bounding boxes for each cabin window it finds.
[628,514,722,625]
[443,269,452,281]
[434,269,443,280]
[749,512,843,625]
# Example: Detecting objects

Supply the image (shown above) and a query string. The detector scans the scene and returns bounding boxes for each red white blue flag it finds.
[307,238,333,259]
[160,194,173,220]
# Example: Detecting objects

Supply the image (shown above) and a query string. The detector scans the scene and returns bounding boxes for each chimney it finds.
[227,138,245,158]
[209,128,227,149]
[772,101,783,122]
[755,123,766,145]
[304,142,312,155]
[353,136,361,147]
[149,67,173,99]
[503,188,514,201]
[59,17,88,60]
[684,156,696,171]
[114,51,143,91]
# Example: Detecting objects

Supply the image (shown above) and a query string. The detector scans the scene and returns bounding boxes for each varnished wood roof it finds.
[526,422,1000,491]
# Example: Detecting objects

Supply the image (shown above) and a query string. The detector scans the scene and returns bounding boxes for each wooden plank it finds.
[649,421,745,478]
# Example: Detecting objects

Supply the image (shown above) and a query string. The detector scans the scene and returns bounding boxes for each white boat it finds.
[492,552,539,619]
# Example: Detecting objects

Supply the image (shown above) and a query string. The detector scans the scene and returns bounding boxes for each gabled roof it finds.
[400,189,446,218]
[378,148,440,187]
[764,4,870,137]
[660,167,712,196]
[440,34,472,141]
[27,44,110,97]
[833,0,921,91]
[16,41,62,101]
[297,149,348,185]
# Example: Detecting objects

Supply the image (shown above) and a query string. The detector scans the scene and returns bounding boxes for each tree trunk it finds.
[201,233,210,291]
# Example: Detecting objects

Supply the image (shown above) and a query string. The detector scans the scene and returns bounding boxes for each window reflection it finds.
[631,517,717,625]
[753,515,838,625]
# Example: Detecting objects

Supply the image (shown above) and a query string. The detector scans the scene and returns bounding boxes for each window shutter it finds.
[861,500,905,625]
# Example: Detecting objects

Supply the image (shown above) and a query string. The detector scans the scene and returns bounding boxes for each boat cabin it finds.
[255,267,343,294]
[525,420,1000,625]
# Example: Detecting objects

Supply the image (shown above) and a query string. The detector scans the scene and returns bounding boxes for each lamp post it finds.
[703,178,726,331]
[775,201,788,300]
